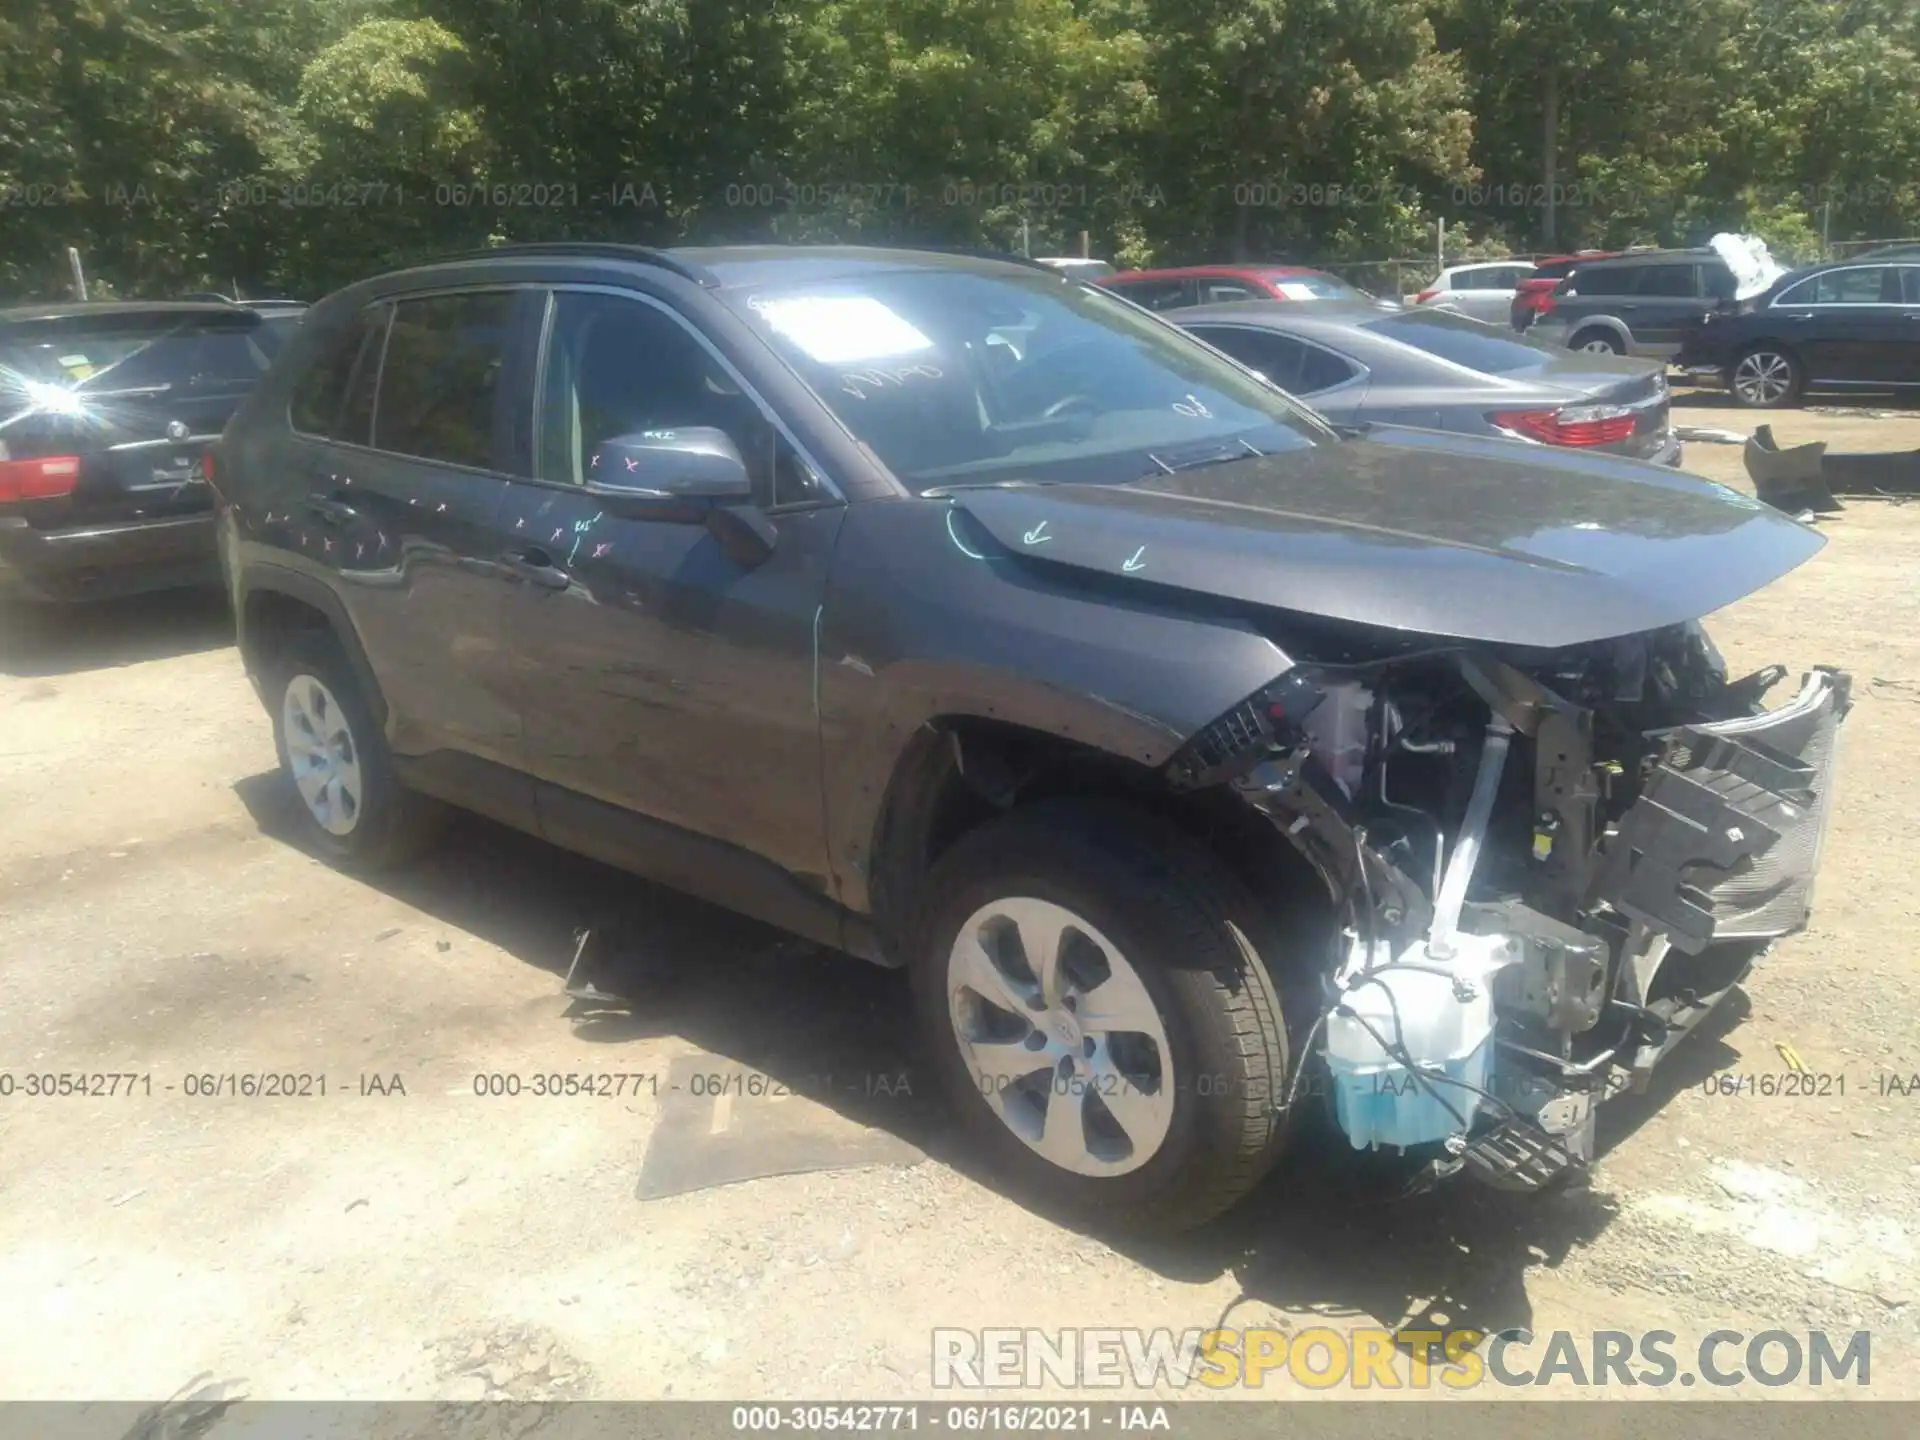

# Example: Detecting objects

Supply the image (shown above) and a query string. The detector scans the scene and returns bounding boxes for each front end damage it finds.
[1166,627,1851,1192]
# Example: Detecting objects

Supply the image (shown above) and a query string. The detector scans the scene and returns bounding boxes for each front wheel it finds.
[910,800,1293,1233]
[1728,346,1804,408]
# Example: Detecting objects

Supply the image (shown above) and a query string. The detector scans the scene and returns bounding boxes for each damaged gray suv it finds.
[213,244,1849,1232]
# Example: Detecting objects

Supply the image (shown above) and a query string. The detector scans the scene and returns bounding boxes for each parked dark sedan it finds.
[0,301,275,602]
[1173,300,1682,465]
[1675,256,1920,407]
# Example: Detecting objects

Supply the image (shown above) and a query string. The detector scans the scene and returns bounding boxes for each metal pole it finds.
[1022,216,1030,257]
[1437,217,1445,273]
[67,247,88,301]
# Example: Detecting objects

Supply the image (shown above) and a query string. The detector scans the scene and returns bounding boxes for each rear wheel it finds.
[910,800,1292,1233]
[1569,329,1625,355]
[1728,345,1803,408]
[264,633,441,869]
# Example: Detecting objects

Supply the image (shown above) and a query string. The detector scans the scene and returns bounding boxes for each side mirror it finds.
[587,427,752,508]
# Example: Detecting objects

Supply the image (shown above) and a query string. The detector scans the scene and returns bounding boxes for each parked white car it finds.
[1411,261,1537,323]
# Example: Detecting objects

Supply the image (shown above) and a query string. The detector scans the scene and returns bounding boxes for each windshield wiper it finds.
[1143,437,1265,476]
[918,479,1040,498]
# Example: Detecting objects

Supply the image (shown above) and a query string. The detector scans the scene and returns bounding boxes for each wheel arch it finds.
[1565,316,1633,351]
[864,713,1335,978]
[237,563,387,727]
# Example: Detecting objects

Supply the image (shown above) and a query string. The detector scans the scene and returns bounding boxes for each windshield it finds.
[732,268,1331,491]
[1361,308,1560,376]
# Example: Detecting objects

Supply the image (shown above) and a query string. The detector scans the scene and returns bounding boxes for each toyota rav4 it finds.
[213,244,1849,1232]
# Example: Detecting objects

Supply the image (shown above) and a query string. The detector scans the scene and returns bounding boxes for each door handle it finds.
[501,546,571,590]
[306,495,359,525]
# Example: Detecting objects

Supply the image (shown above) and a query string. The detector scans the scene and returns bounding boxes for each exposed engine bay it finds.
[1169,622,1851,1193]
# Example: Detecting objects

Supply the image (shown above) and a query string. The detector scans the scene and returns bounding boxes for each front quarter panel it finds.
[817,496,1294,914]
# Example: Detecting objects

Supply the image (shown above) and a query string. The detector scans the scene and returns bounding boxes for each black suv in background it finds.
[0,301,275,603]
[1675,256,1920,407]
[1526,249,1738,357]
[214,243,1846,1232]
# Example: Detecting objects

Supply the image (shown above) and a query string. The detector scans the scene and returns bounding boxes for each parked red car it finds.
[1510,251,1620,331]
[1098,264,1374,312]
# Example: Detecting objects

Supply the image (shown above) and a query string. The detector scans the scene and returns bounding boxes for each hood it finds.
[948,427,1823,649]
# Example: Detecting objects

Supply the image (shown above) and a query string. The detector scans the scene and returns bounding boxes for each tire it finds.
[909,799,1292,1234]
[1568,328,1625,355]
[263,630,442,869]
[1727,344,1804,409]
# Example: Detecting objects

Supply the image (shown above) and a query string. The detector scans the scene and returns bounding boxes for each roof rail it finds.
[421,241,719,287]
[909,245,1064,275]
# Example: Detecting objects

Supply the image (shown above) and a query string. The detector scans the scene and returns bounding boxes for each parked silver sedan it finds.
[1174,300,1682,466]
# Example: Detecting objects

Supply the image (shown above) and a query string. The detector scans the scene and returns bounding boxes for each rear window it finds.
[1361,308,1556,375]
[0,317,270,395]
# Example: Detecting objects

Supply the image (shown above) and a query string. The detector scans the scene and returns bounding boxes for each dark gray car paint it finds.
[222,244,1829,953]
[948,427,1820,650]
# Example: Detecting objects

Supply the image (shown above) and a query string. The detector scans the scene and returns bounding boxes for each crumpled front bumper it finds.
[1596,667,1850,955]
[1463,667,1850,1191]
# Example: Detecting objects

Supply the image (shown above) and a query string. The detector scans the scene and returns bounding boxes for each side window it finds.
[1632,264,1696,297]
[337,305,389,446]
[290,305,386,439]
[1702,264,1737,301]
[1112,279,1193,311]
[1813,266,1892,304]
[1455,270,1490,291]
[1296,343,1359,394]
[535,291,828,508]
[1201,281,1261,303]
[374,292,515,470]
[1902,268,1920,305]
[1192,327,1307,390]
[1498,267,1532,288]
[1775,276,1817,307]
[1568,266,1633,297]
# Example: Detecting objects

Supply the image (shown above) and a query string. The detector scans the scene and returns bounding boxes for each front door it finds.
[497,287,843,889]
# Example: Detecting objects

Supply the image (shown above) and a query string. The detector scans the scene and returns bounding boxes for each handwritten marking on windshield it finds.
[1173,394,1214,418]
[1123,545,1146,573]
[1022,520,1054,546]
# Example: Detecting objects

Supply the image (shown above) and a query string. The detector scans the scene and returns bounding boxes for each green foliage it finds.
[3,0,1918,298]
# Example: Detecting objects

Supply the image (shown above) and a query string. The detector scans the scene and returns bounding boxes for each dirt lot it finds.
[4,396,1919,1405]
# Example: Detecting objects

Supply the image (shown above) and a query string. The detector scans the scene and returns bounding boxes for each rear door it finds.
[0,309,271,532]
[288,287,537,772]
[1621,261,1712,354]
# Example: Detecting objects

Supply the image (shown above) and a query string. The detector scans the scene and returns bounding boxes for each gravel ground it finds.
[2,396,1917,1404]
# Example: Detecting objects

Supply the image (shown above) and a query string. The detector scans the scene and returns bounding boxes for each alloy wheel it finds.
[282,674,363,836]
[1579,336,1621,354]
[1733,351,1794,406]
[946,897,1175,1177]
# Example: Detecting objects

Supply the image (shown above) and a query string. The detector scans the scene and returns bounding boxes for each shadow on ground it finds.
[237,768,1741,1345]
[1672,384,1920,416]
[0,587,232,678]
